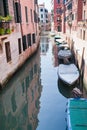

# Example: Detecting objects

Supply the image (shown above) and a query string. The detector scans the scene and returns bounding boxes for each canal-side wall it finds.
[65,35,87,91]
[0,36,40,89]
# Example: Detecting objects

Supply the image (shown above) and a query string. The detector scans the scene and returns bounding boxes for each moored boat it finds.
[58,49,72,59]
[56,39,65,45]
[54,35,61,42]
[58,43,69,50]
[58,64,79,85]
[67,98,87,130]
[50,31,55,37]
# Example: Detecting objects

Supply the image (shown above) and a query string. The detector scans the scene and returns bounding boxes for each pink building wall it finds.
[54,0,63,31]
[20,0,35,34]
[0,0,40,88]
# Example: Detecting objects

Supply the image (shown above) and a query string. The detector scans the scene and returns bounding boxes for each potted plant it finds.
[0,15,12,22]
[0,28,5,35]
[5,15,12,22]
[5,28,12,34]
[0,16,5,22]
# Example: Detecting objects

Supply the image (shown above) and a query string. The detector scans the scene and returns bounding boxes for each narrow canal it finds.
[0,35,74,130]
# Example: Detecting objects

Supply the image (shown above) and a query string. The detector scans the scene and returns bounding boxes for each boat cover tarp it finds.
[58,64,79,85]
[67,98,87,130]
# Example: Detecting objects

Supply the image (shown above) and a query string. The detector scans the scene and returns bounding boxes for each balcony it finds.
[78,20,87,27]
[0,16,12,39]
[0,21,12,41]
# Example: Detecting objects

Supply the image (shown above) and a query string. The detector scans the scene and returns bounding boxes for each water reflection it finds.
[37,36,67,130]
[40,36,49,55]
[0,49,42,130]
[52,44,59,67]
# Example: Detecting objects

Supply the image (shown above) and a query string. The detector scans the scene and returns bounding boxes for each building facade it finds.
[54,0,64,32]
[65,0,83,37]
[0,0,40,88]
[38,3,50,32]
[52,0,87,89]
[78,0,87,41]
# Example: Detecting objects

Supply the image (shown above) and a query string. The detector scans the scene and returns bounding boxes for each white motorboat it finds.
[56,39,65,44]
[58,64,79,85]
[58,44,69,51]
[58,43,69,49]
[58,49,72,59]
[50,31,55,37]
[54,35,61,42]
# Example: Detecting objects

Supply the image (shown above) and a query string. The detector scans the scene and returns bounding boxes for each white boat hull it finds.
[58,50,72,59]
[58,64,79,85]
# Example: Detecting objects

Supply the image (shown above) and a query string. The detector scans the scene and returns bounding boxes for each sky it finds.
[38,0,52,12]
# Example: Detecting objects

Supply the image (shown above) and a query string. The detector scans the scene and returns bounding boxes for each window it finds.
[46,14,48,18]
[80,29,82,39]
[83,0,86,5]
[45,9,48,13]
[57,0,60,4]
[27,34,31,46]
[83,30,85,40]
[25,6,28,23]
[13,2,22,23]
[34,10,37,23]
[46,20,48,23]
[40,8,43,12]
[67,3,72,10]
[0,0,9,16]
[18,38,22,54]
[83,10,86,20]
[34,0,38,4]
[30,9,33,22]
[22,35,27,51]
[5,42,11,62]
[72,14,74,20]
[41,14,43,18]
[32,33,36,44]
[41,20,43,23]
[58,26,61,32]
[56,8,62,14]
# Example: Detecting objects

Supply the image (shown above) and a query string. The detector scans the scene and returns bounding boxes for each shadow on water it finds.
[0,48,43,130]
[57,79,75,98]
